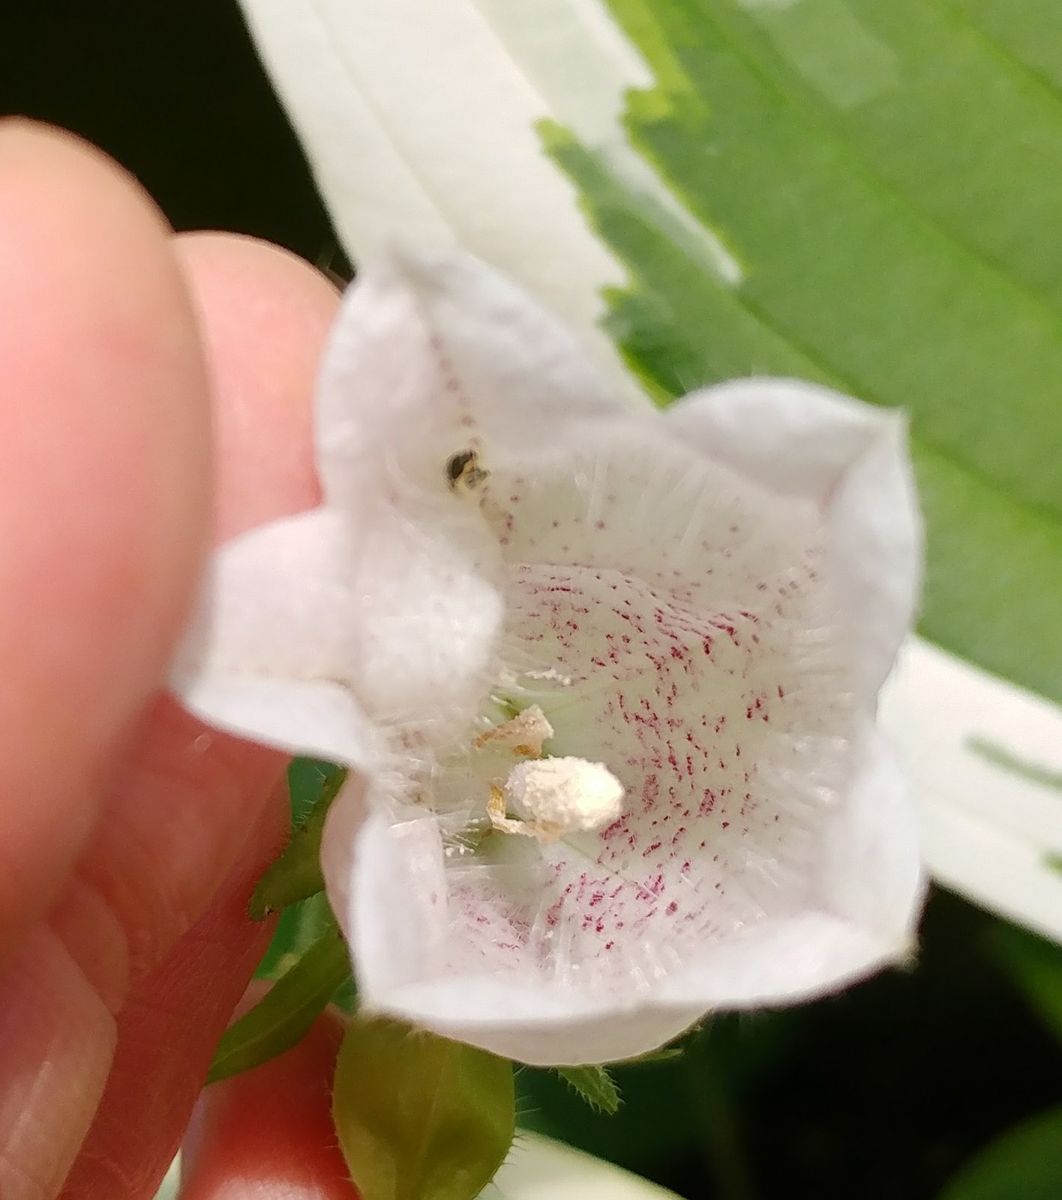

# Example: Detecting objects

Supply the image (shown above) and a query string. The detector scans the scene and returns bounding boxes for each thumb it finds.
[0,120,210,1200]
[0,120,210,954]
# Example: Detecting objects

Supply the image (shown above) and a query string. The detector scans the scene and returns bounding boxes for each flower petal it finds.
[666,379,922,699]
[656,915,891,1009]
[312,397,923,1064]
[175,675,377,767]
[172,508,378,765]
[313,252,632,508]
[653,725,922,1009]
[816,723,925,954]
[180,255,640,765]
[173,499,503,761]
[364,975,699,1069]
[324,789,700,1065]
[321,715,922,1063]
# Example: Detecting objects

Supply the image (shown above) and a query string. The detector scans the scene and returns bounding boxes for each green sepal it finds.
[554,1065,622,1115]
[207,921,351,1084]
[626,1046,685,1066]
[333,1016,515,1200]
[250,766,347,919]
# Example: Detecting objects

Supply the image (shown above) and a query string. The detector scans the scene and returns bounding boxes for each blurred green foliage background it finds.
[3,5,1059,1198]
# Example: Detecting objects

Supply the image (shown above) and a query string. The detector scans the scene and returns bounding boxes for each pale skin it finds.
[0,122,356,1199]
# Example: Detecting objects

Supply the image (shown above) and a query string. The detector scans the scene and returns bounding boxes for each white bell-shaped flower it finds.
[173,251,924,1066]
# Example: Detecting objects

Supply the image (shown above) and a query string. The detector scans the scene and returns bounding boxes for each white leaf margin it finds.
[236,0,1062,941]
[488,1132,682,1199]
[236,0,739,390]
[237,0,636,385]
[880,640,1062,944]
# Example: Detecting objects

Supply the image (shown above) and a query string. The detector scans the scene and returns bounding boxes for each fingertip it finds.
[0,119,170,240]
[0,120,212,944]
[48,233,343,1194]
[174,232,339,541]
[0,117,212,673]
[180,1009,356,1199]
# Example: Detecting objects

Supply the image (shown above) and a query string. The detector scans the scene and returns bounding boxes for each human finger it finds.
[178,1008,356,1200]
[55,233,338,1196]
[0,119,211,955]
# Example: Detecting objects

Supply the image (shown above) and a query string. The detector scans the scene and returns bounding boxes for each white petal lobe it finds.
[171,508,379,766]
[668,378,922,700]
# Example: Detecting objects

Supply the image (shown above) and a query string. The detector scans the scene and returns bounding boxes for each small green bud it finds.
[333,1016,515,1200]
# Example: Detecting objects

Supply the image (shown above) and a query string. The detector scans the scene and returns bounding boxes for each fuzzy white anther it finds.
[500,756,625,840]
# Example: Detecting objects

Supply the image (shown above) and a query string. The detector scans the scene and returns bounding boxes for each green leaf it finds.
[555,1066,622,1115]
[333,1017,515,1200]
[207,922,351,1084]
[288,757,347,824]
[938,1108,1062,1200]
[255,891,341,982]
[543,0,1062,706]
[250,764,347,918]
[993,924,1062,1045]
[968,738,1062,794]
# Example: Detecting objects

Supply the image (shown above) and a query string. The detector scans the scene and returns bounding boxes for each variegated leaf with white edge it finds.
[235,0,1062,942]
